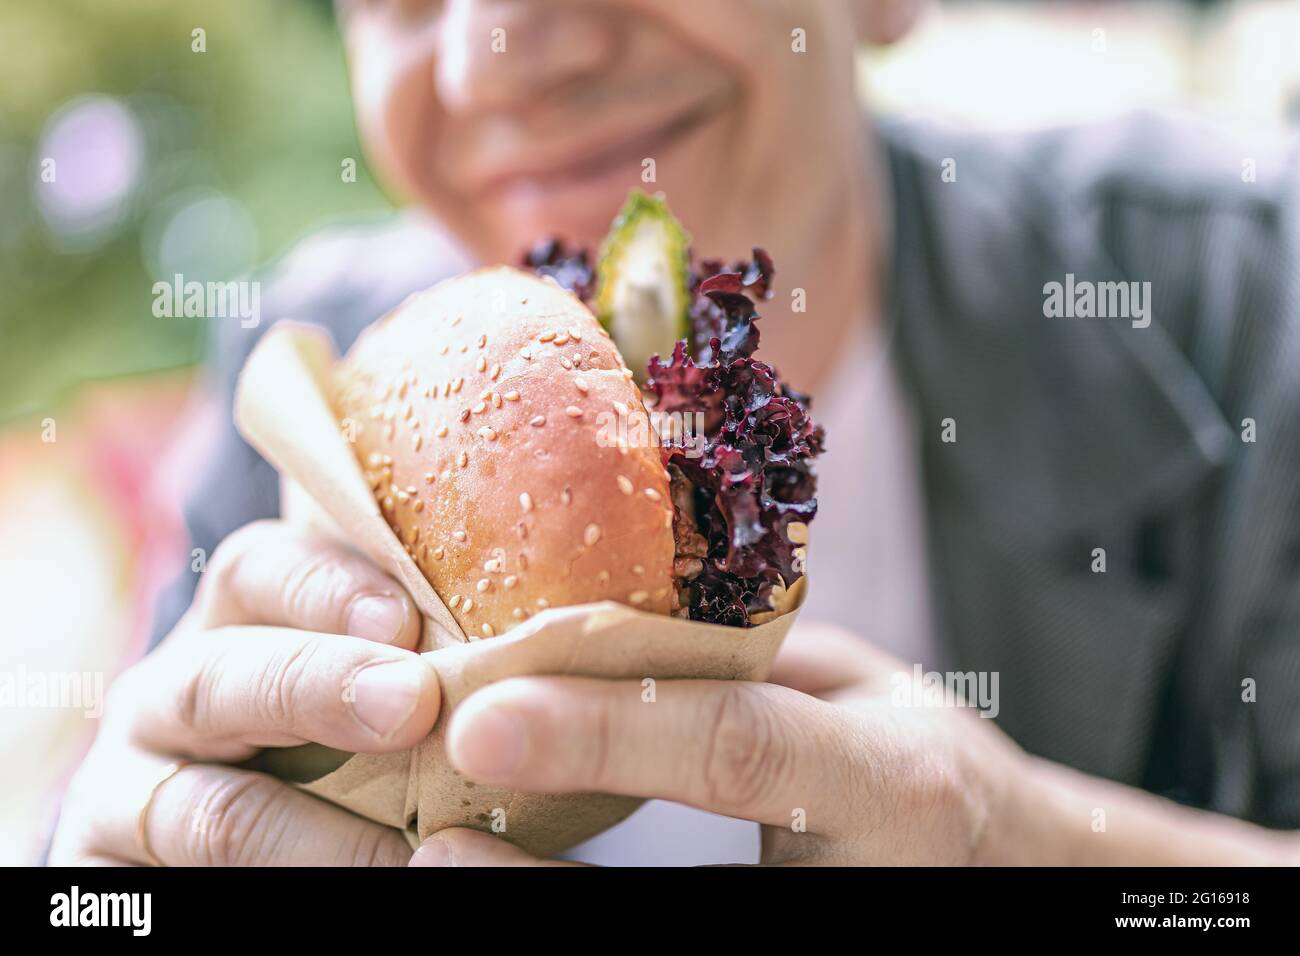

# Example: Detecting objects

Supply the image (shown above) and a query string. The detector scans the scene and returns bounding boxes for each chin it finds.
[485,172,648,254]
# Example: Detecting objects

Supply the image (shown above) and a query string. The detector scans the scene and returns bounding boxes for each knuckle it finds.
[182,771,286,866]
[700,684,791,814]
[584,692,617,790]
[253,637,324,732]
[199,521,272,609]
[281,548,357,631]
[169,647,223,741]
[346,824,408,867]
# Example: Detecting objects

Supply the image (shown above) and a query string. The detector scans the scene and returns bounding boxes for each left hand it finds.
[409,623,1027,866]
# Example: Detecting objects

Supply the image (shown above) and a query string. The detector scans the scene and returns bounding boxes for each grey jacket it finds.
[154,111,1300,829]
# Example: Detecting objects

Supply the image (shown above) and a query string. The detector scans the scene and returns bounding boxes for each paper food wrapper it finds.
[234,322,806,857]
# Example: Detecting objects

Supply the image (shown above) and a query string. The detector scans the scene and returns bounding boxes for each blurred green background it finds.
[0,0,388,421]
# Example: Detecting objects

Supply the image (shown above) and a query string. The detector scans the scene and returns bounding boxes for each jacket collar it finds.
[878,120,1233,545]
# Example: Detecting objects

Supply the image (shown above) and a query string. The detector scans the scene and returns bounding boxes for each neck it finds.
[754,120,883,394]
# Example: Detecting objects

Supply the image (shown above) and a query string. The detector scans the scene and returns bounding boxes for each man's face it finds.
[342,0,867,264]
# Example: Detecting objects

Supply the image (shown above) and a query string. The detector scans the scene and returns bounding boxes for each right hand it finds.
[49,519,442,866]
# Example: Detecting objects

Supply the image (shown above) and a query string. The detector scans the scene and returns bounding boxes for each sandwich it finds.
[332,192,823,639]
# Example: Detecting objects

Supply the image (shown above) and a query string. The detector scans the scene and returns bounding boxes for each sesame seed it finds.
[617,475,634,495]
[530,415,546,427]
[398,381,408,400]
[472,401,486,414]
[480,389,492,401]
[584,523,601,546]
[453,529,467,541]
[632,563,645,576]
[477,578,491,593]
[458,451,469,468]
[424,471,435,483]
[518,553,529,570]
[477,334,487,349]
[413,434,422,451]
[623,368,634,379]
[453,377,464,393]
[460,344,468,353]
[512,608,525,620]
[367,452,383,467]
[569,328,583,341]
[536,598,550,609]
[396,491,410,503]
[440,344,449,355]
[560,358,573,370]
[449,594,461,608]
[413,499,424,512]
[490,363,501,380]
[519,492,533,512]
[476,356,487,373]
[554,332,570,345]
[478,426,497,441]
[574,378,589,394]
[451,315,462,326]
[628,590,649,605]
[436,424,449,437]
[459,408,471,423]
[433,546,445,560]
[644,488,662,502]
[481,623,494,638]
[504,575,518,589]
[565,405,583,418]
[492,392,503,408]
[463,598,473,613]
[519,347,532,360]
[539,331,556,343]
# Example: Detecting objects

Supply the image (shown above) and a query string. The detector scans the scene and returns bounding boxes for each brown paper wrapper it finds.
[234,322,805,856]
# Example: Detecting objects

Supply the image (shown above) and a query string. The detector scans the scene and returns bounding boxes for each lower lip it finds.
[483,107,714,206]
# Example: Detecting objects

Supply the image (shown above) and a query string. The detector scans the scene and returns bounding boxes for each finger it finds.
[91,757,413,866]
[446,677,863,831]
[410,828,582,867]
[126,626,440,761]
[196,520,420,649]
[769,624,904,698]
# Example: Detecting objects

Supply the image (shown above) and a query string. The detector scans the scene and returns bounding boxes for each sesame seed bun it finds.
[333,267,676,640]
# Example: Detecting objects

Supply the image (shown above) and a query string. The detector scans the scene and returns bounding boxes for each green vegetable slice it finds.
[595,190,691,381]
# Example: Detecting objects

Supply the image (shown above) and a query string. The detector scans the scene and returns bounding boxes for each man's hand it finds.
[50,520,441,866]
[410,624,1022,866]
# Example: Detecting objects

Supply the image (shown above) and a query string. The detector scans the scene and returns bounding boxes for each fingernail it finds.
[350,659,426,737]
[454,705,528,781]
[347,594,406,644]
[410,835,453,867]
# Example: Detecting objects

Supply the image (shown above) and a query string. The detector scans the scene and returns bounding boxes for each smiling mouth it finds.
[473,96,727,199]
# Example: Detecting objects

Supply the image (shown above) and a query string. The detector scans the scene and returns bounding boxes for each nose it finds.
[434,0,617,114]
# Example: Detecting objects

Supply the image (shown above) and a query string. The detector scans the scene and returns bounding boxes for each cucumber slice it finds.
[595,191,691,381]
